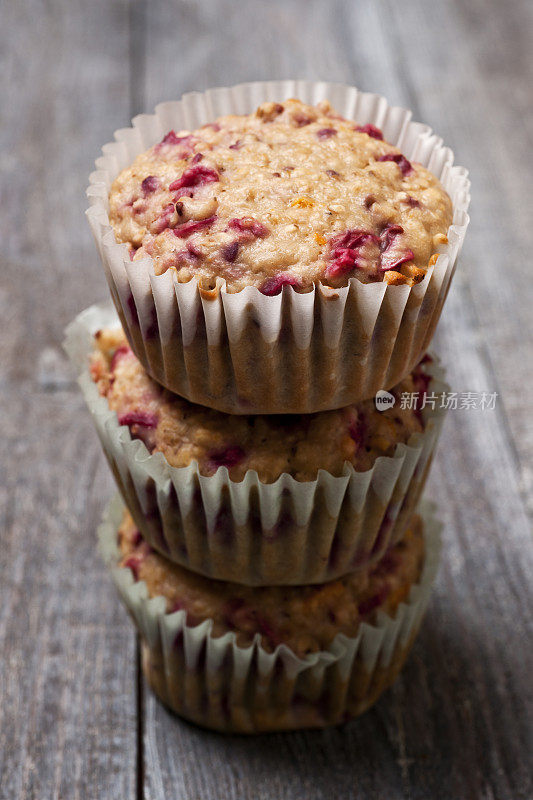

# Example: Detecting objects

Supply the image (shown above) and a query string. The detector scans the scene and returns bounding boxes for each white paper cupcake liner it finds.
[65,302,448,586]
[86,80,470,415]
[98,494,441,733]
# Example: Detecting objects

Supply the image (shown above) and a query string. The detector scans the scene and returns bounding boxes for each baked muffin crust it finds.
[118,511,425,656]
[109,99,452,292]
[90,327,429,482]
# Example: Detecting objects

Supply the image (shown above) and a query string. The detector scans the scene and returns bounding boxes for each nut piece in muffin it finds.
[109,99,452,293]
[90,327,431,483]
[118,510,425,657]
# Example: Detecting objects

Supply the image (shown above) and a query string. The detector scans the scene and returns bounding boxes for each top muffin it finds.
[109,98,452,293]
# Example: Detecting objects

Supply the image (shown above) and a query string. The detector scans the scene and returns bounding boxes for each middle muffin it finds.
[65,303,447,586]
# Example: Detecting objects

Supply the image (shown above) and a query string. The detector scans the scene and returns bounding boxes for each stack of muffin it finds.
[66,83,469,732]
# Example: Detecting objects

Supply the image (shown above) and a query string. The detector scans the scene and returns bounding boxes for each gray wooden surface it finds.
[1,0,532,798]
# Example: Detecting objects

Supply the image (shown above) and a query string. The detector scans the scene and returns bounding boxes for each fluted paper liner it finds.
[87,80,470,414]
[98,494,441,733]
[65,302,448,586]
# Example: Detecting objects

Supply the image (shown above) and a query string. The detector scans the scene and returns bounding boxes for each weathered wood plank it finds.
[2,0,532,797]
[0,1,138,798]
[0,0,132,382]
[0,386,139,800]
[140,1,533,799]
[381,0,533,508]
[399,270,533,800]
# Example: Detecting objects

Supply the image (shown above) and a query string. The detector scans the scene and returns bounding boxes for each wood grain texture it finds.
[1,0,532,798]
[141,1,533,798]
[0,391,138,800]
[383,0,533,513]
[0,2,138,799]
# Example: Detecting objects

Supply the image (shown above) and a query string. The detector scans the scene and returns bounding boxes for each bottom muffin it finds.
[99,496,441,733]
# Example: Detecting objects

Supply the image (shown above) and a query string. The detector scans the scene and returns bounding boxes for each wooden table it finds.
[2,1,532,797]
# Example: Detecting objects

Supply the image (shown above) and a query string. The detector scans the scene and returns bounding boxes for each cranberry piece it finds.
[326,252,356,279]
[191,153,203,164]
[160,130,184,145]
[173,248,191,266]
[153,203,176,233]
[348,414,366,446]
[316,127,337,139]
[123,541,153,580]
[186,241,203,259]
[380,225,403,253]
[123,553,147,581]
[377,152,413,176]
[207,445,245,471]
[358,586,390,616]
[260,273,301,296]
[229,140,242,150]
[157,133,196,159]
[355,123,383,140]
[173,215,217,238]
[330,230,376,251]
[118,410,158,451]
[380,224,402,247]
[404,195,420,208]
[326,169,340,178]
[132,530,143,547]
[169,165,219,193]
[221,240,239,262]
[292,111,312,127]
[228,217,269,238]
[110,345,131,372]
[141,175,161,196]
[118,410,158,429]
[326,229,380,279]
[379,224,414,271]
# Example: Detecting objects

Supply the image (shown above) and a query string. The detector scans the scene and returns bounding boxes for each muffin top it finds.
[118,510,424,656]
[109,99,452,293]
[90,327,429,483]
